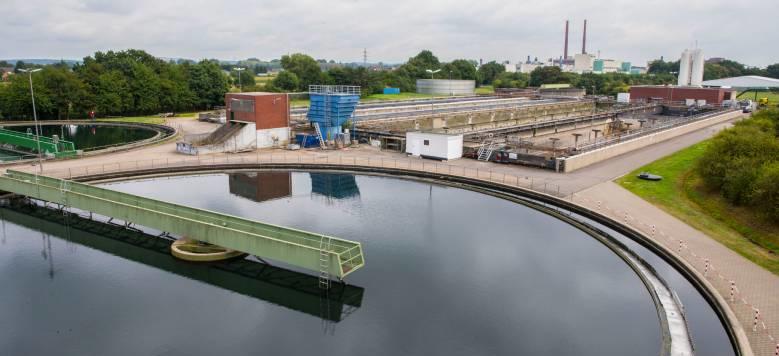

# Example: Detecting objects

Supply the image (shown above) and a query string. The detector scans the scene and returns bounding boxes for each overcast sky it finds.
[2,0,776,67]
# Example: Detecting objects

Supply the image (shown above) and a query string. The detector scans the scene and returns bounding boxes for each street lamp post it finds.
[19,68,43,173]
[234,67,246,92]
[425,69,441,80]
[669,71,678,105]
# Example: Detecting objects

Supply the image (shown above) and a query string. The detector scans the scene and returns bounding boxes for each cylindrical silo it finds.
[677,49,692,86]
[690,49,704,87]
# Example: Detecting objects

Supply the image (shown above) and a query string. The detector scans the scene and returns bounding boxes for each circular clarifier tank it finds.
[0,171,735,355]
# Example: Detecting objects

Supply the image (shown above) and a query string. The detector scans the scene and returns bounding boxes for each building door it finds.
[408,138,421,156]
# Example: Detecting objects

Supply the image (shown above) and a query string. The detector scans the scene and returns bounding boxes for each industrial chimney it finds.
[564,20,569,60]
[582,19,587,54]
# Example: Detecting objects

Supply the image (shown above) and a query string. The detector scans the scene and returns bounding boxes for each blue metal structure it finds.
[307,85,360,140]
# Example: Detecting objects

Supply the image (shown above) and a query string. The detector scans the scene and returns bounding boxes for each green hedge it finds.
[697,110,779,219]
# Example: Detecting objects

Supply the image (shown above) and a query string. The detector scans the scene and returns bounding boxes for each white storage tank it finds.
[405,132,463,160]
[678,49,692,86]
[690,49,704,87]
[416,79,476,95]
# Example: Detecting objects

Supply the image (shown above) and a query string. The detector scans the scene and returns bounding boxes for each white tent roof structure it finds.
[702,75,779,90]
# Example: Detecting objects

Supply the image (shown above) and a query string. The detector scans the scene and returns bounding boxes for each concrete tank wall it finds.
[359,101,595,135]
[560,110,742,172]
[416,79,476,95]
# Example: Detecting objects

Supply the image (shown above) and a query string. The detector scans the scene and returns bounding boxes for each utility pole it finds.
[19,68,43,173]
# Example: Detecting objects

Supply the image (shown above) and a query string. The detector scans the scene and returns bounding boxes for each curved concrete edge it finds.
[0,121,177,166]
[65,162,751,355]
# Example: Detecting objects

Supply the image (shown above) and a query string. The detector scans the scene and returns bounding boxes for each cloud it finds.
[1,0,776,67]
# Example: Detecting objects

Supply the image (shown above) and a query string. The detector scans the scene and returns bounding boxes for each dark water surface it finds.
[0,171,723,356]
[0,124,157,161]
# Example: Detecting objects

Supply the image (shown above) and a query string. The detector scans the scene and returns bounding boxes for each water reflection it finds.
[1,203,364,323]
[227,172,362,207]
[309,173,360,202]
[229,172,292,203]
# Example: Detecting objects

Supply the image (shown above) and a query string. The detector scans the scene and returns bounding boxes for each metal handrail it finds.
[572,108,734,155]
[35,151,570,199]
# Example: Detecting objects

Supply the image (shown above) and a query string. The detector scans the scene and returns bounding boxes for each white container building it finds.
[405,132,463,160]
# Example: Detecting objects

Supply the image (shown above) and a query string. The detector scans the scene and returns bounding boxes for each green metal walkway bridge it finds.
[1,204,364,321]
[0,170,365,280]
[0,128,77,158]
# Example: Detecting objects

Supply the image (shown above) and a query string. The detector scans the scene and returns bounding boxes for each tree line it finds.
[261,51,704,97]
[3,49,777,120]
[647,58,779,80]
[0,49,229,120]
[697,109,779,220]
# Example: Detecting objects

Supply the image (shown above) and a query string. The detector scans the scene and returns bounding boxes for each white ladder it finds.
[313,122,326,149]
[318,236,332,290]
[59,179,71,215]
[477,139,495,161]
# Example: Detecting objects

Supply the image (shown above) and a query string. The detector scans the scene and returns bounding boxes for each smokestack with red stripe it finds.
[582,19,587,54]
[564,20,569,60]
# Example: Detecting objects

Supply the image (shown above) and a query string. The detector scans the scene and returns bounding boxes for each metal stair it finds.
[476,138,496,161]
[313,122,326,149]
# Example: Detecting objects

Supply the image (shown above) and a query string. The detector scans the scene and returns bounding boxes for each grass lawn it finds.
[254,75,275,83]
[617,141,779,275]
[475,85,495,95]
[98,111,198,125]
[738,90,779,105]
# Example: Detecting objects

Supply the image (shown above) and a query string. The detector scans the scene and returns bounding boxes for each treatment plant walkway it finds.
[4,113,777,355]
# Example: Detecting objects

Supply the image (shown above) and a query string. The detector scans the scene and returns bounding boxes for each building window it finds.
[230,98,255,113]
[423,140,430,146]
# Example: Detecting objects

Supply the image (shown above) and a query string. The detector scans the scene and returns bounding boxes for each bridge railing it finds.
[1,169,364,279]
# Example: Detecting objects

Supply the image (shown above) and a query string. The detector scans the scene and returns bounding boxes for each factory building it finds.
[573,54,595,73]
[593,59,623,73]
[629,86,736,105]
[629,49,722,104]
[225,92,291,148]
[519,62,543,74]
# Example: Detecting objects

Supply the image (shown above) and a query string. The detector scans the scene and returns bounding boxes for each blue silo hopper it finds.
[307,85,361,140]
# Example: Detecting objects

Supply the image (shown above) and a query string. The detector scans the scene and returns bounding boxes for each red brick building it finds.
[225,92,290,147]
[629,86,736,105]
